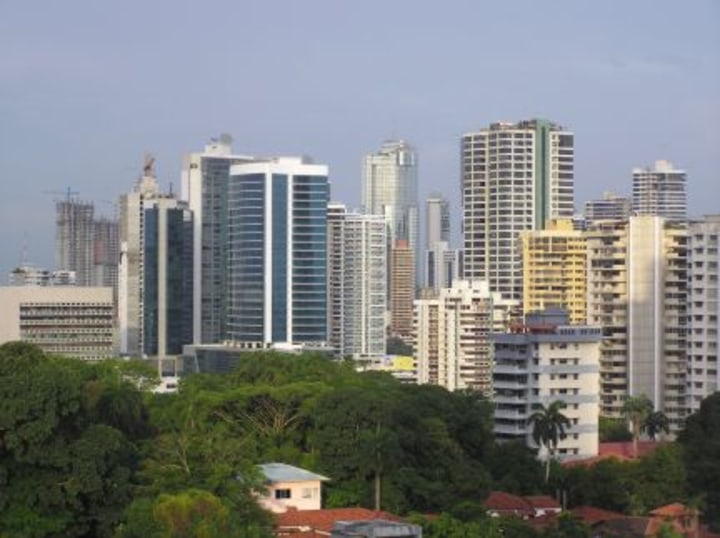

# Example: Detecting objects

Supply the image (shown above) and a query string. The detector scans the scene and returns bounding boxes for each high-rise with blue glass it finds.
[119,157,194,358]
[227,157,329,345]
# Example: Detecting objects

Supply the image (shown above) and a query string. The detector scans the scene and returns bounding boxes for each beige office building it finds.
[521,219,587,324]
[0,286,114,360]
[390,239,415,342]
[586,216,687,431]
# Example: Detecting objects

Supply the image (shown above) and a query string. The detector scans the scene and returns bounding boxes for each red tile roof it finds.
[483,491,534,516]
[599,441,664,459]
[563,441,665,467]
[525,495,561,510]
[570,505,626,525]
[275,507,404,535]
[649,502,697,518]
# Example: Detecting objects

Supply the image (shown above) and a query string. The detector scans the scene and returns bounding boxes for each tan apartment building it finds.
[521,218,587,324]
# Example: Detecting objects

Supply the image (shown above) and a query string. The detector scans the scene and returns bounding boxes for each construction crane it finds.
[43,187,80,201]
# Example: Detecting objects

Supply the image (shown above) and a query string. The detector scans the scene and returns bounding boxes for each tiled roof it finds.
[570,505,626,525]
[563,441,665,467]
[483,491,534,515]
[598,441,664,459]
[275,508,404,534]
[260,463,330,483]
[649,502,696,517]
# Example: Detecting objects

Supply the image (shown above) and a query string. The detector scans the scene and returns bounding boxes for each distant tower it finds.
[182,135,257,344]
[584,192,631,225]
[390,239,415,342]
[326,203,387,361]
[118,155,194,358]
[425,193,450,249]
[56,197,94,286]
[226,157,329,345]
[462,119,574,301]
[632,160,687,220]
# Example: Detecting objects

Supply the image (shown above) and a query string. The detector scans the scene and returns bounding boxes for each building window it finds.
[274,489,291,499]
[301,488,312,499]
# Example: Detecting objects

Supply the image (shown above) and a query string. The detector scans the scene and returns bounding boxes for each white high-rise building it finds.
[327,203,387,362]
[414,279,516,397]
[425,193,450,249]
[492,310,601,460]
[181,135,256,344]
[632,160,687,220]
[461,119,574,301]
[586,216,687,431]
[362,140,419,281]
[687,215,720,413]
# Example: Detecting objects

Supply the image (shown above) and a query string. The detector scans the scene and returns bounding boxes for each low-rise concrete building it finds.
[258,463,329,513]
[0,286,115,360]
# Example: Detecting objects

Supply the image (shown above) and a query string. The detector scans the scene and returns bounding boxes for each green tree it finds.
[528,400,571,482]
[678,392,720,530]
[0,343,140,537]
[599,416,633,442]
[622,394,653,458]
[643,410,670,441]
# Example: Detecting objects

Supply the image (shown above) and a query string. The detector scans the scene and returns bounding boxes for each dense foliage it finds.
[1,342,717,536]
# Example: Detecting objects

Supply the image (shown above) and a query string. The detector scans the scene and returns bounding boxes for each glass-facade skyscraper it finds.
[119,159,193,358]
[227,157,329,344]
[182,135,256,344]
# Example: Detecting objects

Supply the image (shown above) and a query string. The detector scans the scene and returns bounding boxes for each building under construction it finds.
[56,198,95,286]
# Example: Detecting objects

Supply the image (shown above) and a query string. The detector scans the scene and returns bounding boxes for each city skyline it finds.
[1,1,718,277]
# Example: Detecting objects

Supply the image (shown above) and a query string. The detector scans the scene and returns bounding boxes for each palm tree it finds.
[528,400,571,482]
[622,394,653,458]
[642,410,670,441]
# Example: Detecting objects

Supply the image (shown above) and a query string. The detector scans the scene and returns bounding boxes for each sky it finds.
[1,0,718,277]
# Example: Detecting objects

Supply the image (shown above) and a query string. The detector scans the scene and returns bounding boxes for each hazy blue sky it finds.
[1,0,718,276]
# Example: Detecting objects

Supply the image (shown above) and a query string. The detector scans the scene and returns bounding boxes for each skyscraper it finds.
[425,193,450,249]
[182,135,256,344]
[326,203,387,361]
[119,157,194,358]
[586,216,687,431]
[226,157,329,345]
[632,160,687,220]
[390,239,414,342]
[56,198,94,286]
[686,215,720,414]
[461,119,574,301]
[92,216,119,292]
[362,140,418,250]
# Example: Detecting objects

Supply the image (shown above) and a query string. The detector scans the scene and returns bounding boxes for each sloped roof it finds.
[649,502,696,517]
[570,505,626,525]
[483,491,534,515]
[276,508,404,534]
[260,463,330,484]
